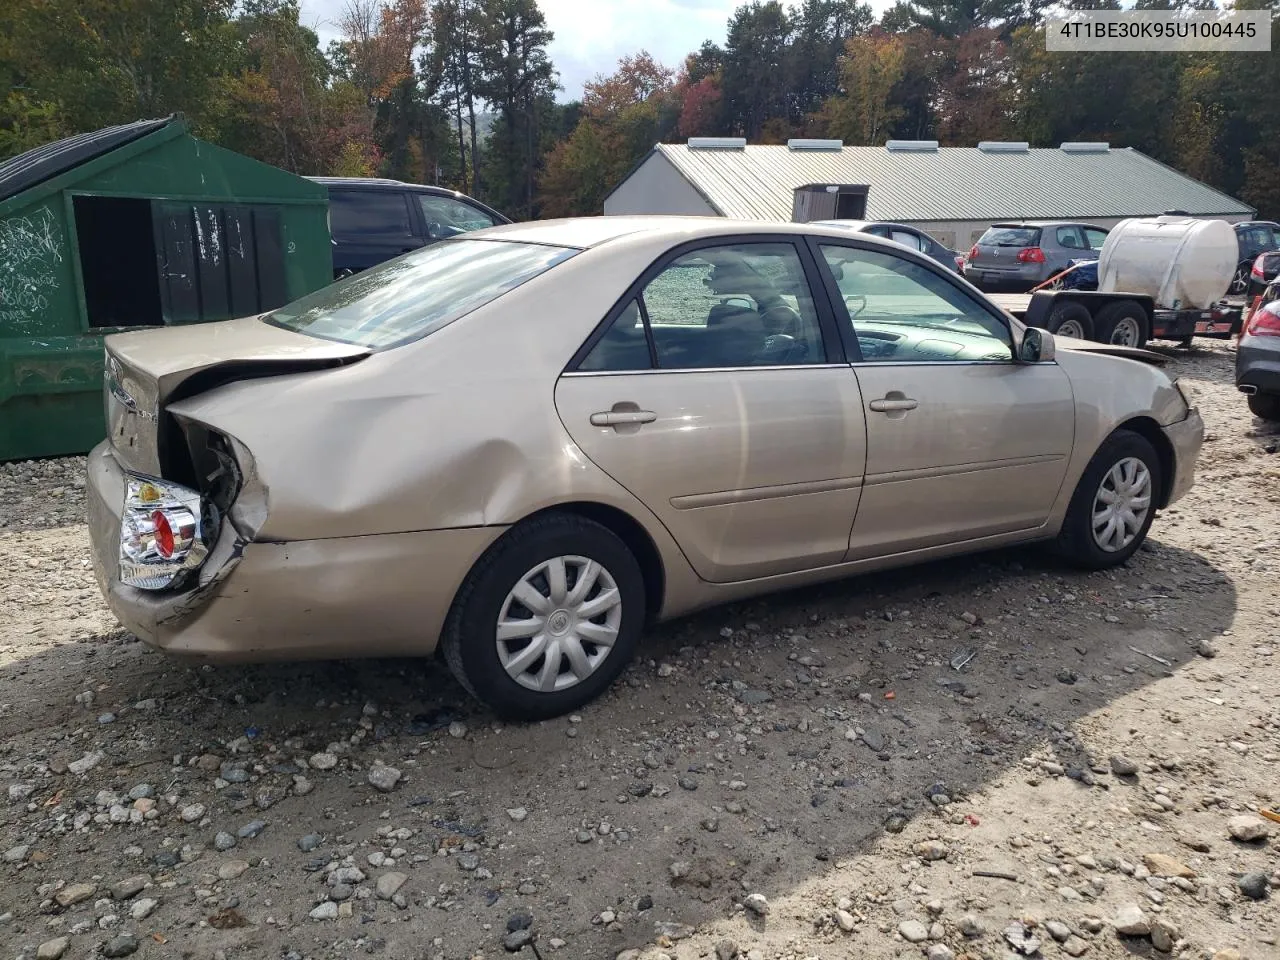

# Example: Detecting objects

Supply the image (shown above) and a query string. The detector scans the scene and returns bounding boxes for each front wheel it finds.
[441,514,646,720]
[1054,429,1161,570]
[1044,301,1094,340]
[1248,392,1280,421]
[1231,266,1249,295]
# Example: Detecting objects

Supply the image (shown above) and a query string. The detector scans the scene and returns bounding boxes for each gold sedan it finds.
[86,218,1203,718]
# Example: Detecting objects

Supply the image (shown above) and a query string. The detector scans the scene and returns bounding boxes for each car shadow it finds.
[0,537,1236,958]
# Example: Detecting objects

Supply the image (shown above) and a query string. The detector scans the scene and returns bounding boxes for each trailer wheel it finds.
[1044,302,1093,340]
[1094,301,1148,348]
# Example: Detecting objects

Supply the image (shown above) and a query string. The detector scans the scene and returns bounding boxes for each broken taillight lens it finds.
[120,476,207,590]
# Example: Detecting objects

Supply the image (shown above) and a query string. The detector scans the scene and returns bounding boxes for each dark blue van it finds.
[309,177,510,279]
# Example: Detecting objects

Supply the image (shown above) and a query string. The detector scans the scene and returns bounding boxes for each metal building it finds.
[604,138,1255,252]
[0,116,332,462]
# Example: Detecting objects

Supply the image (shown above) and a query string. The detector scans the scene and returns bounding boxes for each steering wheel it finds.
[844,295,867,319]
[757,333,806,364]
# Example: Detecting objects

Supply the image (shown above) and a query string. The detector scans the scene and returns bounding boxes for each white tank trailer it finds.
[1097,216,1237,311]
[989,216,1243,347]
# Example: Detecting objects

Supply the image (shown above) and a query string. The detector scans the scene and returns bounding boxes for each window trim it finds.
[565,235,848,374]
[804,235,1017,366]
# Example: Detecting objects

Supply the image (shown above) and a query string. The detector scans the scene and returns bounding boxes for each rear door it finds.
[327,188,422,276]
[554,239,866,583]
[811,239,1076,559]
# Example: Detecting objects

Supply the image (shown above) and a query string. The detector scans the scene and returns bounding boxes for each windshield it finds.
[263,239,577,349]
[980,226,1041,247]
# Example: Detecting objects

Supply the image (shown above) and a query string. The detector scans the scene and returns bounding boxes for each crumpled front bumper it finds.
[86,441,501,661]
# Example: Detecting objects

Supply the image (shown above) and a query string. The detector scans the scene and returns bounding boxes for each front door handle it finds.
[868,397,919,413]
[590,409,657,426]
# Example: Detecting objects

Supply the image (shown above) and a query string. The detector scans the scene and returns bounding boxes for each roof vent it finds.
[687,137,747,150]
[787,138,843,151]
[1060,142,1110,153]
[885,140,938,152]
[978,141,1030,153]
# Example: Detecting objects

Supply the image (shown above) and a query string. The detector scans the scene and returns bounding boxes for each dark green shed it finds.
[0,115,333,462]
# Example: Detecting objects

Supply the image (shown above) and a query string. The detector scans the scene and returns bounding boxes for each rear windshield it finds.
[980,226,1041,247]
[263,239,577,349]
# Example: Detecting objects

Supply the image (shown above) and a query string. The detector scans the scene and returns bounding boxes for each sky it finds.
[297,0,894,102]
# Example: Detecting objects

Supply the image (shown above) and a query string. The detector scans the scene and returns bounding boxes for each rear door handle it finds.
[868,398,918,412]
[590,410,657,426]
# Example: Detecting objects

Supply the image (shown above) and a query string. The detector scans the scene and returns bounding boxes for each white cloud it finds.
[297,0,896,101]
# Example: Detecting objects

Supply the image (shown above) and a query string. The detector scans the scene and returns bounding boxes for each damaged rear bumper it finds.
[86,441,502,661]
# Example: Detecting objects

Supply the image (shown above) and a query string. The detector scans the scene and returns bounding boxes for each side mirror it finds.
[1018,327,1055,363]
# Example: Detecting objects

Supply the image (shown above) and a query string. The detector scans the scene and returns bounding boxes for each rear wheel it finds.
[1054,429,1161,570]
[441,514,646,720]
[1248,392,1280,421]
[1094,301,1148,348]
[1044,301,1093,340]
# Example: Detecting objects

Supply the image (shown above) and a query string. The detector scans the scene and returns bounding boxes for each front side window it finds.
[819,244,1013,363]
[264,239,575,349]
[1084,227,1108,250]
[890,229,924,252]
[417,195,498,239]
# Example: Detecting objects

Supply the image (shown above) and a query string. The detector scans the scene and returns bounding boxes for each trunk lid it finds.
[975,225,1042,274]
[104,316,369,475]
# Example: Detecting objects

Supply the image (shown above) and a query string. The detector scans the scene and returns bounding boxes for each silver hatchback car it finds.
[964,221,1109,290]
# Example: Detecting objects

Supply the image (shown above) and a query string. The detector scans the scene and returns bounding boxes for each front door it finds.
[555,240,866,583]
[811,240,1076,561]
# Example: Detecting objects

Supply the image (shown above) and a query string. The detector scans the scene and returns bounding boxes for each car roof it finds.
[469,216,933,251]
[307,176,462,196]
[988,220,1096,228]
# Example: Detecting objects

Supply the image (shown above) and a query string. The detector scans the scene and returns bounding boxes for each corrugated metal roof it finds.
[655,143,1253,222]
[0,116,177,204]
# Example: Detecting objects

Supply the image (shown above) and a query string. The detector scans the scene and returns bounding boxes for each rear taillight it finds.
[1252,254,1267,281]
[968,245,979,261]
[1017,247,1046,264]
[1245,302,1280,337]
[120,476,207,590]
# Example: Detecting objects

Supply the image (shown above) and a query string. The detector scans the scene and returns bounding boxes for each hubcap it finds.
[1109,317,1141,346]
[1057,318,1085,339]
[1092,457,1152,553]
[496,556,622,693]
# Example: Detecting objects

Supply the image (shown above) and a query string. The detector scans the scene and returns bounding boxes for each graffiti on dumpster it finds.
[0,208,63,327]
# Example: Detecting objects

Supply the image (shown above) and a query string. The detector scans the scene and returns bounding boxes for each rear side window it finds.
[263,239,576,349]
[980,226,1041,247]
[329,190,415,239]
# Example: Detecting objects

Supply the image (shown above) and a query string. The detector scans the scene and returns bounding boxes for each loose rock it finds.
[898,920,929,943]
[743,893,769,916]
[1114,903,1151,937]
[37,937,70,960]
[367,765,402,793]
[1227,815,1271,843]
[100,934,139,958]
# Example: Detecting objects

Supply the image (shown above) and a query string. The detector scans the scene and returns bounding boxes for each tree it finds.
[721,1,793,138]
[430,0,485,191]
[475,0,557,217]
[786,0,874,122]
[818,30,906,144]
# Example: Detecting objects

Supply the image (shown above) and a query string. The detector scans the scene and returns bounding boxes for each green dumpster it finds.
[0,116,333,462]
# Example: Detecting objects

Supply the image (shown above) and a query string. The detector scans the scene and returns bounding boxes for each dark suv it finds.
[1232,221,1280,295]
[310,177,509,279]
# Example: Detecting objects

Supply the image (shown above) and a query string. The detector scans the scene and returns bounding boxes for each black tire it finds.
[1094,301,1148,348]
[1054,429,1162,570]
[1044,301,1094,340]
[1248,392,1280,421]
[441,513,646,720]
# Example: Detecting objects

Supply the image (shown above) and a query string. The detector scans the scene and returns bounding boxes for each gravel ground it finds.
[1,340,1278,960]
